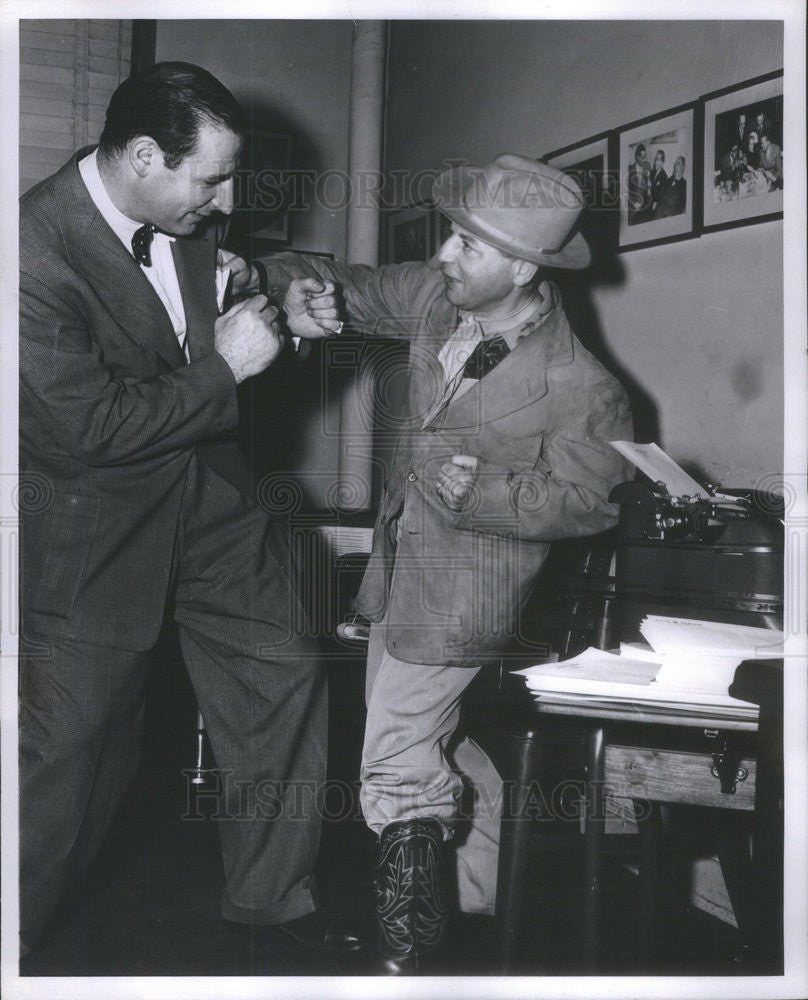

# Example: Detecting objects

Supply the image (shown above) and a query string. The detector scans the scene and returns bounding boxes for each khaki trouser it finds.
[360,620,503,914]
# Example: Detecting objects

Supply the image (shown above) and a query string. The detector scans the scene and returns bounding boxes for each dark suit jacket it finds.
[655,176,687,219]
[19,151,250,650]
[627,161,651,217]
[649,166,668,208]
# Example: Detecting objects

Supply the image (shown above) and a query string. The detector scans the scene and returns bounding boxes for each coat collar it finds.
[432,283,576,428]
[51,151,216,366]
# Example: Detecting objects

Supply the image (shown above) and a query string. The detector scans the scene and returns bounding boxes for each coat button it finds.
[407,472,417,482]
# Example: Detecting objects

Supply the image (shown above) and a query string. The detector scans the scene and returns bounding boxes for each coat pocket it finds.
[462,426,544,472]
[26,491,101,620]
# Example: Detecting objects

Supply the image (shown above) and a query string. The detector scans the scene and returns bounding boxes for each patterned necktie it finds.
[131,223,158,267]
[461,335,511,380]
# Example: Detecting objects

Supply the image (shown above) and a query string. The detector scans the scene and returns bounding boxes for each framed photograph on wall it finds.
[616,102,700,251]
[386,204,432,264]
[235,129,294,245]
[701,70,783,234]
[543,131,618,258]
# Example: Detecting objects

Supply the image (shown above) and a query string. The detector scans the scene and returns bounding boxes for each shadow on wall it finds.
[226,99,338,250]
[555,253,660,447]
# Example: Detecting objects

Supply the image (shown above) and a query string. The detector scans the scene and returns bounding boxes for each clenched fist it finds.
[214,295,282,383]
[284,276,343,339]
[436,455,479,512]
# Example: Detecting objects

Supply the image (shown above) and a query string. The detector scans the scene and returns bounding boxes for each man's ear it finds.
[512,258,539,288]
[128,136,161,178]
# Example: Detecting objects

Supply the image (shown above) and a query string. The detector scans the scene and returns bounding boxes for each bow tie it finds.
[461,336,511,380]
[131,223,158,267]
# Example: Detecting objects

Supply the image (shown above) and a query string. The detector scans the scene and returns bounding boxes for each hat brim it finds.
[433,165,591,271]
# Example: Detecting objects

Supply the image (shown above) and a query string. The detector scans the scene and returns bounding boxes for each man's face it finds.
[673,158,685,180]
[142,123,242,235]
[437,223,519,314]
[653,152,664,170]
[739,114,746,130]
[635,146,647,165]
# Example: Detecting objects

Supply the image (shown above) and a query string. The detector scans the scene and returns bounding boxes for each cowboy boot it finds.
[375,817,449,974]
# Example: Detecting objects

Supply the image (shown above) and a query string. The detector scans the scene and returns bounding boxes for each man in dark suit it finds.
[655,154,687,218]
[747,106,774,167]
[18,62,357,958]
[723,110,751,158]
[627,142,651,223]
[648,149,668,213]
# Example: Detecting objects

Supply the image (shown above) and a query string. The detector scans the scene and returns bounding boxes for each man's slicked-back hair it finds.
[98,62,245,170]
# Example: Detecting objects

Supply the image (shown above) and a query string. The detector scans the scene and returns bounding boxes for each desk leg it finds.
[495,729,545,973]
[635,799,664,964]
[751,699,784,969]
[583,724,605,970]
[714,809,754,956]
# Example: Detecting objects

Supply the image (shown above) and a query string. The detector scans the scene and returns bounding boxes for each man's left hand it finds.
[217,250,259,296]
[436,455,479,512]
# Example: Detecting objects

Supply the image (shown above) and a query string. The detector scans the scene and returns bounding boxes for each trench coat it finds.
[261,255,634,666]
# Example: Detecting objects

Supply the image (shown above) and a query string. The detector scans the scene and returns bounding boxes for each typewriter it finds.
[607,474,784,636]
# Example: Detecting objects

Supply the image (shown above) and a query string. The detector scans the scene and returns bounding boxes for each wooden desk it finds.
[495,691,782,973]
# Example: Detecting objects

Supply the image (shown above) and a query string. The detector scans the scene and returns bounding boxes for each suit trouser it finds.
[359,621,503,915]
[19,459,327,941]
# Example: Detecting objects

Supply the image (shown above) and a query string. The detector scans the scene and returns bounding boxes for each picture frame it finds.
[616,102,700,251]
[386,204,433,264]
[543,131,618,258]
[233,129,294,246]
[700,70,783,234]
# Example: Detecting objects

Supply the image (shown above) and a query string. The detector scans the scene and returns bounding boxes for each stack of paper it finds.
[638,615,782,693]
[515,647,661,700]
[513,614,782,719]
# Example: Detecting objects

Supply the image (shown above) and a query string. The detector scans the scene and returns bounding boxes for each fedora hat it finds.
[432,153,590,270]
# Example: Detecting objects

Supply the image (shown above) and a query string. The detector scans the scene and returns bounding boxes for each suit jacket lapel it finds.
[86,215,188,367]
[172,226,217,360]
[52,154,190,369]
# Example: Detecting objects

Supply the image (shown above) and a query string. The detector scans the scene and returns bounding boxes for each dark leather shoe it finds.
[273,910,367,953]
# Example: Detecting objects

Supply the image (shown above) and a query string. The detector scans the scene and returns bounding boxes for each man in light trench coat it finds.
[258,153,634,972]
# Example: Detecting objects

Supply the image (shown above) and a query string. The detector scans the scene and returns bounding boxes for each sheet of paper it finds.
[608,441,708,498]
